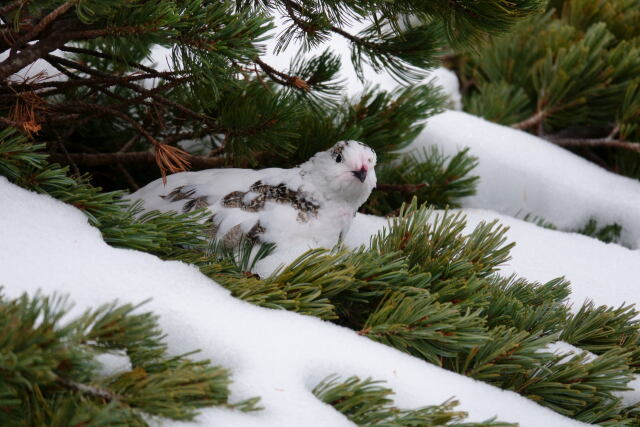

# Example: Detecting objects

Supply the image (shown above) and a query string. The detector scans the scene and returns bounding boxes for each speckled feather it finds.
[129,140,377,249]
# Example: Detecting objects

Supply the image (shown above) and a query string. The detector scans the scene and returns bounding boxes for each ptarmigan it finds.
[129,140,377,250]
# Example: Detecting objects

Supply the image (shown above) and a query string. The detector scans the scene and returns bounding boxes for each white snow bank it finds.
[0,177,585,426]
[405,110,640,248]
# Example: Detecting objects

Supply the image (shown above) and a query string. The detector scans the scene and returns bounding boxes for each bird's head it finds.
[301,140,377,208]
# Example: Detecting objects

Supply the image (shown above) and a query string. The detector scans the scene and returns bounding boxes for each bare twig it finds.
[10,0,77,55]
[45,54,215,127]
[546,136,640,153]
[57,377,119,402]
[59,25,151,41]
[118,136,139,153]
[0,1,30,17]
[0,33,68,79]
[255,58,309,91]
[1,71,180,96]
[50,151,227,168]
[511,110,547,130]
[0,116,22,127]
[57,137,80,175]
[116,162,140,190]
[282,0,377,49]
[60,45,169,78]
[607,125,620,140]
[55,101,161,148]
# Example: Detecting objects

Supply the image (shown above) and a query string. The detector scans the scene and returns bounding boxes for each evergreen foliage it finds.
[3,131,640,424]
[312,375,514,426]
[3,0,640,425]
[199,198,640,424]
[0,118,640,425]
[0,127,208,257]
[0,0,538,213]
[364,147,479,215]
[452,0,640,181]
[0,290,258,426]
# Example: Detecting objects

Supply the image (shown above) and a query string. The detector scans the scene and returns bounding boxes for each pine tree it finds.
[450,0,640,181]
[0,290,260,425]
[0,0,540,209]
[4,0,640,425]
[4,134,640,424]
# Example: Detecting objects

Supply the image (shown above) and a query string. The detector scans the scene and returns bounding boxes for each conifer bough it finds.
[1,0,541,191]
[453,0,640,180]
[3,113,640,424]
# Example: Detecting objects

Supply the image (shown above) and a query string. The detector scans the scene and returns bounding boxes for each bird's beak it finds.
[352,167,367,183]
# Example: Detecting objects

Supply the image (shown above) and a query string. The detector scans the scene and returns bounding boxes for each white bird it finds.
[129,140,377,250]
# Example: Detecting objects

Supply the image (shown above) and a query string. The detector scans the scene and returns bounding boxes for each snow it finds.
[618,376,640,407]
[543,342,598,364]
[94,351,133,378]
[0,177,588,426]
[4,11,640,425]
[407,110,640,249]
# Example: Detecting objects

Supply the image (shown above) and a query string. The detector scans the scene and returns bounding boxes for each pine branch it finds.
[547,136,640,153]
[57,377,120,402]
[0,1,29,16]
[511,110,547,130]
[59,46,171,78]
[0,30,68,79]
[9,0,77,55]
[49,151,227,169]
[44,54,217,127]
[255,58,309,91]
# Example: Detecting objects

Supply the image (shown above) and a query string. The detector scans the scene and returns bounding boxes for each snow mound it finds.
[0,178,585,426]
[404,110,640,249]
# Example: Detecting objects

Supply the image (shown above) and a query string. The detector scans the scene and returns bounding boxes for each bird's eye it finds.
[335,154,342,163]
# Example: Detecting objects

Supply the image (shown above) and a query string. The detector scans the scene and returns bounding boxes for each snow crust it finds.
[407,110,640,248]
[0,178,587,426]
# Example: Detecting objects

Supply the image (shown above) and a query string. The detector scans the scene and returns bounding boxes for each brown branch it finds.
[59,45,168,78]
[0,33,68,79]
[0,116,22,127]
[10,0,77,54]
[547,136,640,153]
[54,101,161,148]
[44,54,215,127]
[58,25,152,41]
[376,183,428,193]
[1,71,180,96]
[57,137,80,175]
[511,110,547,130]
[116,162,140,190]
[50,151,227,168]
[118,135,139,153]
[0,1,30,17]
[255,58,309,91]
[57,377,119,402]
[282,0,377,50]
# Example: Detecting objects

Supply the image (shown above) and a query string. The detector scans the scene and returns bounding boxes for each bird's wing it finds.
[129,167,293,213]
[128,167,312,245]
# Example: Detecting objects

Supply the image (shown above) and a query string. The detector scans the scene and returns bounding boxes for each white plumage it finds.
[129,140,377,249]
